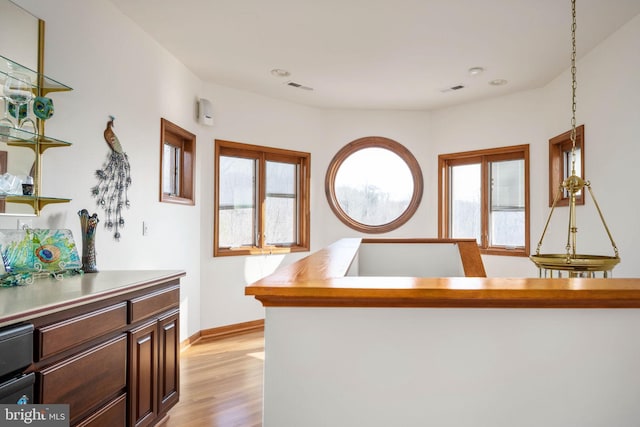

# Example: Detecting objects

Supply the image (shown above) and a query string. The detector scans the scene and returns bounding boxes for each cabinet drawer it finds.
[0,323,33,378]
[38,303,127,360]
[40,335,127,425]
[129,285,179,324]
[76,393,126,427]
[0,373,34,405]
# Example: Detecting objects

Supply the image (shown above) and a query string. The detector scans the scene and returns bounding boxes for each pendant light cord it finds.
[570,0,577,175]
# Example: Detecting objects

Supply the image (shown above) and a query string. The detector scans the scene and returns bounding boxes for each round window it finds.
[325,136,423,233]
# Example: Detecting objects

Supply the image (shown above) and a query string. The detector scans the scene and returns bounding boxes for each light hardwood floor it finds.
[164,331,264,427]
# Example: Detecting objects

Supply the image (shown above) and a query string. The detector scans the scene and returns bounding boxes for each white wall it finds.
[539,12,640,278]
[318,109,433,244]
[8,0,204,340]
[4,1,639,336]
[430,90,546,277]
[196,83,324,328]
[264,306,640,427]
[358,243,464,277]
[429,13,640,277]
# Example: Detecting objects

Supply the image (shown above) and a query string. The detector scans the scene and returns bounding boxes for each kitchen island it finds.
[246,239,640,427]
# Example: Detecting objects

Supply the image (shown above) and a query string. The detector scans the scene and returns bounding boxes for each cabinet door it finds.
[129,321,157,427]
[158,310,179,415]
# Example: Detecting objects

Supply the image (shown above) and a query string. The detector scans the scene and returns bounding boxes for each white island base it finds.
[263,307,640,427]
[246,239,640,427]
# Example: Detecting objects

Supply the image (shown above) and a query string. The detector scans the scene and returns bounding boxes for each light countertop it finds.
[0,270,185,327]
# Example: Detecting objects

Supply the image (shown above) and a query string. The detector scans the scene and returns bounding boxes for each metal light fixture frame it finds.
[530,0,620,278]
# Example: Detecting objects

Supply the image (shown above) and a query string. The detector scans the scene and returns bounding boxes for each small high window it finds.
[214,140,310,257]
[549,125,584,206]
[160,118,195,205]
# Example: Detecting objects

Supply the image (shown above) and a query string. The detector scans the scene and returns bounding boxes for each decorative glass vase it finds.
[78,209,99,273]
[3,72,36,133]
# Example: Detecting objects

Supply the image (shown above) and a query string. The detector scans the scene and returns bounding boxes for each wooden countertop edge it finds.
[245,239,640,308]
[0,270,186,327]
[247,273,640,309]
[252,297,640,308]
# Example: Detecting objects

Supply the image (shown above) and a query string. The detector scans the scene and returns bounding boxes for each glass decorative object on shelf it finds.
[1,71,36,134]
[8,102,27,120]
[33,96,54,120]
[21,175,34,196]
[4,72,32,104]
[0,97,12,130]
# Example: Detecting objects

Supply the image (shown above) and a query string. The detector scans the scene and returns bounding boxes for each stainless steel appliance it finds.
[0,323,34,404]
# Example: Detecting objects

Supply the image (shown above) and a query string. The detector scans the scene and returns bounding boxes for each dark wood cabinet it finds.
[129,309,180,427]
[128,285,180,427]
[129,320,158,427]
[158,310,179,415]
[38,303,128,360]
[40,335,127,425]
[75,394,127,427]
[24,273,182,427]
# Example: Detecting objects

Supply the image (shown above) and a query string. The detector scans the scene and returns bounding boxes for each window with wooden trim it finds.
[325,136,423,234]
[214,139,310,257]
[438,144,530,256]
[160,118,195,205]
[549,124,584,206]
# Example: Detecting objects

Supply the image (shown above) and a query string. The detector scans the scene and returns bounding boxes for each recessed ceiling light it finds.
[271,68,290,78]
[489,79,508,86]
[468,67,484,76]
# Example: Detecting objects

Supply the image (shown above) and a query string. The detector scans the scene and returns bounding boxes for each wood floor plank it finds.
[164,331,264,427]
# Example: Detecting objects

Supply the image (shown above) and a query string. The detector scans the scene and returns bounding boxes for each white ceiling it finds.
[108,0,640,110]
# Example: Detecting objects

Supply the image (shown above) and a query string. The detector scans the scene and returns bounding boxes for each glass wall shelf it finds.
[0,126,72,154]
[3,195,71,214]
[1,12,73,217]
[0,54,72,95]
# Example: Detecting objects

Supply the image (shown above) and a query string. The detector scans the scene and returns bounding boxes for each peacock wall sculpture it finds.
[91,115,132,240]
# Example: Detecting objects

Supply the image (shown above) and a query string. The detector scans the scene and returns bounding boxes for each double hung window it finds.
[438,145,529,256]
[214,140,310,256]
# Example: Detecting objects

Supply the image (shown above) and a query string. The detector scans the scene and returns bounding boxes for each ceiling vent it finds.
[440,84,465,93]
[286,81,314,91]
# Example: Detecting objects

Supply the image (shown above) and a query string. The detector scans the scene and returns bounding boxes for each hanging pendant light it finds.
[530,0,620,278]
